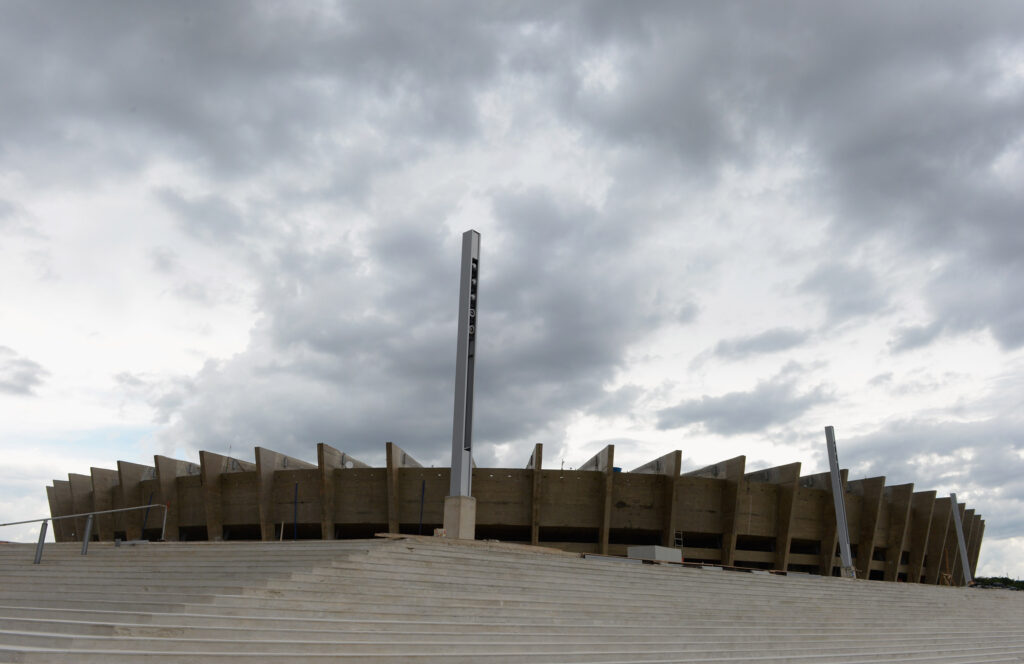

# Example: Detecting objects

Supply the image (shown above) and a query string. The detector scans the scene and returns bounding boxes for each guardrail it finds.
[0,504,168,564]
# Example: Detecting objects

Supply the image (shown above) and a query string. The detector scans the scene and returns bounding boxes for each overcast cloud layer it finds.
[1,1,1023,576]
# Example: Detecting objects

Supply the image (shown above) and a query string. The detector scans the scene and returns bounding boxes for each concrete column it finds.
[805,468,849,576]
[881,483,913,582]
[385,442,422,535]
[953,506,975,586]
[848,476,886,579]
[90,467,119,541]
[48,480,74,542]
[154,455,200,542]
[580,445,615,554]
[745,462,801,571]
[45,485,68,542]
[317,443,369,540]
[631,450,682,549]
[117,461,155,540]
[685,456,745,566]
[527,444,543,545]
[255,447,316,541]
[906,490,935,583]
[67,473,93,542]
[969,518,985,579]
[924,497,952,584]
[200,451,255,542]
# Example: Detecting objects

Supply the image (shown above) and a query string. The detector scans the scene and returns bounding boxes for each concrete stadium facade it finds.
[45,442,983,585]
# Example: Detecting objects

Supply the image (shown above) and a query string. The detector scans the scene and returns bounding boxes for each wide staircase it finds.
[0,536,1021,663]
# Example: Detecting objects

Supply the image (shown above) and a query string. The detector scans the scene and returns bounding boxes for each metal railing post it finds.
[160,504,168,541]
[81,514,94,555]
[33,520,48,565]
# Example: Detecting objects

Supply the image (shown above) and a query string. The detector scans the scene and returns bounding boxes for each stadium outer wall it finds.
[44,442,984,585]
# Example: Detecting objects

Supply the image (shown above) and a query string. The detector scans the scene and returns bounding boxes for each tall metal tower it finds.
[449,230,479,499]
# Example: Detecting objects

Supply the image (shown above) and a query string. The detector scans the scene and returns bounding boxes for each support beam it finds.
[317,443,368,540]
[386,442,422,534]
[580,445,616,554]
[90,467,120,541]
[154,455,199,542]
[527,444,543,545]
[804,467,850,577]
[745,462,801,571]
[200,451,255,542]
[847,476,886,580]
[49,480,74,542]
[632,451,682,549]
[955,508,975,586]
[686,455,745,566]
[906,490,935,583]
[255,447,315,541]
[67,473,93,542]
[45,486,68,542]
[924,497,953,584]
[117,461,155,540]
[969,518,985,579]
[882,483,914,582]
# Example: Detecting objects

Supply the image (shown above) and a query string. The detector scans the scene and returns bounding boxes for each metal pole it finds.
[949,492,973,585]
[293,482,298,541]
[33,520,48,565]
[825,426,856,578]
[81,514,94,555]
[449,229,480,497]
[160,504,168,541]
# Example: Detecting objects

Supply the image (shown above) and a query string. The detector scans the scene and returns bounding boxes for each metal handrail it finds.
[0,504,168,564]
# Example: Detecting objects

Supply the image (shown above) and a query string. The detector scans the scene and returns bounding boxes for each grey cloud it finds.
[0,346,49,396]
[657,364,833,435]
[149,247,178,274]
[890,321,946,353]
[799,263,889,324]
[152,186,698,463]
[713,327,810,360]
[840,416,1024,540]
[156,189,250,245]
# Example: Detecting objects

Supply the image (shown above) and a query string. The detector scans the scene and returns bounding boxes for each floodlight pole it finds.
[949,492,973,585]
[825,426,856,579]
[444,230,479,539]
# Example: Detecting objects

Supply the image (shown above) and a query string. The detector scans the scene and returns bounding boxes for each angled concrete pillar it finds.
[117,461,156,540]
[154,455,200,541]
[48,480,74,542]
[847,476,886,579]
[800,468,849,576]
[924,497,953,584]
[67,473,94,542]
[906,490,935,583]
[881,483,913,582]
[90,467,119,541]
[969,518,985,579]
[317,443,368,540]
[45,485,68,542]
[632,450,682,549]
[385,442,422,535]
[255,447,316,541]
[745,462,801,571]
[580,445,615,554]
[200,450,255,542]
[686,456,745,566]
[527,444,543,545]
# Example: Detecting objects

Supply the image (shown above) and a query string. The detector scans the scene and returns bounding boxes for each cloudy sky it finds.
[1,1,1022,575]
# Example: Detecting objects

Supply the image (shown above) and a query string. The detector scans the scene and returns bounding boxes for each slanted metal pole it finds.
[949,492,973,585]
[825,426,856,579]
[33,520,48,565]
[81,514,94,555]
[449,230,480,497]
